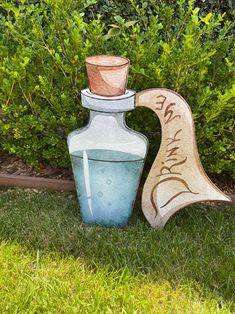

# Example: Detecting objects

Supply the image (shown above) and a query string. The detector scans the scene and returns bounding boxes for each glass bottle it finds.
[67,89,148,227]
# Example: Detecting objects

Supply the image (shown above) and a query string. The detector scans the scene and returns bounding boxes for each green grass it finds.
[0,188,234,313]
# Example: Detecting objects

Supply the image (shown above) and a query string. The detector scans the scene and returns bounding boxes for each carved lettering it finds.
[151,177,199,215]
[166,146,179,157]
[162,158,177,164]
[155,96,181,125]
[167,129,182,146]
[165,158,178,163]
[164,103,181,124]
[155,95,166,110]
[157,157,187,177]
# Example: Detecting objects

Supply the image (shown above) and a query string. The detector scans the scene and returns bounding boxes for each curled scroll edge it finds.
[136,88,231,228]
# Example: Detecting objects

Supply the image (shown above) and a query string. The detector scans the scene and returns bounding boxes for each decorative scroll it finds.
[136,88,231,228]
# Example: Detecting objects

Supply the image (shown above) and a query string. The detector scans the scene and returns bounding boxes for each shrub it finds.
[86,0,235,27]
[0,0,234,177]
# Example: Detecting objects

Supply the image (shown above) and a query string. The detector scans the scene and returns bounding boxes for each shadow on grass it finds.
[0,187,234,302]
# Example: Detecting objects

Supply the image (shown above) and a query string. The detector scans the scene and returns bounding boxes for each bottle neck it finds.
[89,110,126,131]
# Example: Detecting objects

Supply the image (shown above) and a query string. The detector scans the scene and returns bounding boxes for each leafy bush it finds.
[86,0,235,28]
[0,0,234,177]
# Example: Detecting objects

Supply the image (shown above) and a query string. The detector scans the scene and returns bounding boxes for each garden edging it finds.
[0,174,234,204]
[0,174,75,192]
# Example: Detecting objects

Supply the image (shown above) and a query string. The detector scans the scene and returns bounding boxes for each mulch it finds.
[0,151,73,180]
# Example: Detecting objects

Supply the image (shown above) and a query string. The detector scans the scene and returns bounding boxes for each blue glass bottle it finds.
[67,89,148,227]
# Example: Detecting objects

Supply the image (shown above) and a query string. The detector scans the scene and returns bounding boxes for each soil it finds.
[0,151,234,196]
[0,151,73,180]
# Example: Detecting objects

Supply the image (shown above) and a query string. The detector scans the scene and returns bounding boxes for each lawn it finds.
[0,188,234,313]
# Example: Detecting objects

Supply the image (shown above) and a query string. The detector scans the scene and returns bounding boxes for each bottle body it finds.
[70,149,145,226]
[68,91,148,227]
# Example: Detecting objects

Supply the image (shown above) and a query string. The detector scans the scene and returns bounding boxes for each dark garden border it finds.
[0,174,234,204]
[0,174,75,192]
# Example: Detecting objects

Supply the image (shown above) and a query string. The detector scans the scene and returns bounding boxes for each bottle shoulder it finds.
[68,121,148,158]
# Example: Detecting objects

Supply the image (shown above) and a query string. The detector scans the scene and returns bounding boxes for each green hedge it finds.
[86,0,235,27]
[0,0,234,177]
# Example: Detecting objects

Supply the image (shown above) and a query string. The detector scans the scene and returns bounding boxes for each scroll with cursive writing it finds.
[136,88,231,228]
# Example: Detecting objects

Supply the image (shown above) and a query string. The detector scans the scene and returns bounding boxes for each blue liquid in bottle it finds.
[70,149,145,227]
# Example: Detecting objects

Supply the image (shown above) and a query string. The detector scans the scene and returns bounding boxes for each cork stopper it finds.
[85,55,130,97]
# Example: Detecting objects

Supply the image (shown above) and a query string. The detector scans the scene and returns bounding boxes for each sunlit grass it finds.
[0,188,234,313]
